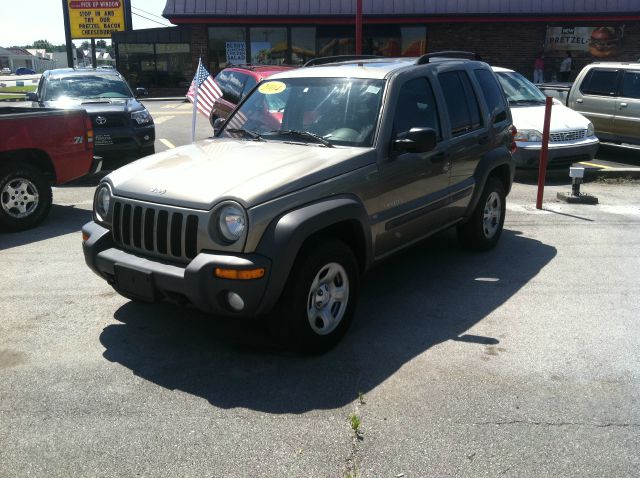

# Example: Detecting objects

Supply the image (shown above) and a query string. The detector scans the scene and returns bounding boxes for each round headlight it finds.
[95,184,112,223]
[217,204,246,243]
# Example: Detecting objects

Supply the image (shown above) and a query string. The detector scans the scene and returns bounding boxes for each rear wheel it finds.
[0,164,52,232]
[270,240,359,354]
[457,177,506,251]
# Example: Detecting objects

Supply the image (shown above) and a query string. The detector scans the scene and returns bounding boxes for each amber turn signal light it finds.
[82,232,89,242]
[214,267,265,280]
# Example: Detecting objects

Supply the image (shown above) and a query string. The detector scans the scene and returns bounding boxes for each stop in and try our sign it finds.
[67,0,125,39]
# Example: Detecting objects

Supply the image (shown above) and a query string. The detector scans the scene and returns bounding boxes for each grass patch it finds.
[0,85,36,93]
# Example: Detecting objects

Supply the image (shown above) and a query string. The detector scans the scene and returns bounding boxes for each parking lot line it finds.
[159,138,176,149]
[579,161,613,169]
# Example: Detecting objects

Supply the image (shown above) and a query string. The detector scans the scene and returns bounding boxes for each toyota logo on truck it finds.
[95,116,107,125]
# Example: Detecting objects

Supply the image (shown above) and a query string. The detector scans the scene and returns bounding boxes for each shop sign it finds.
[156,44,190,54]
[226,42,246,64]
[67,0,126,39]
[545,26,625,58]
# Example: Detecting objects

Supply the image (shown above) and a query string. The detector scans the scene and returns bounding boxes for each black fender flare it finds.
[255,194,372,314]
[464,146,514,221]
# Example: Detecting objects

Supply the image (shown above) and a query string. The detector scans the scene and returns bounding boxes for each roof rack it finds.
[416,51,482,65]
[303,55,381,67]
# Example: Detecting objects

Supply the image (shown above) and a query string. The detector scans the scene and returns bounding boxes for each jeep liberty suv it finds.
[83,53,515,353]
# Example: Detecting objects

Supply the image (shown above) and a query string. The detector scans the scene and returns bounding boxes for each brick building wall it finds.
[190,24,209,72]
[428,21,640,82]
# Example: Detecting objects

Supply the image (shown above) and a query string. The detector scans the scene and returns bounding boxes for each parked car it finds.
[493,66,599,168]
[537,62,640,146]
[15,67,35,75]
[83,53,515,353]
[1,67,11,75]
[27,68,155,162]
[0,106,95,231]
[208,65,295,128]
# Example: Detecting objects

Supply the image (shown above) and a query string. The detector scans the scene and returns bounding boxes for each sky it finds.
[0,0,171,47]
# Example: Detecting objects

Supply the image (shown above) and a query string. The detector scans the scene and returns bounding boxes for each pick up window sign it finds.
[68,0,126,39]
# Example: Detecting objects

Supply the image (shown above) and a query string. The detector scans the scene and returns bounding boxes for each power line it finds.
[131,5,170,23]
[131,11,172,28]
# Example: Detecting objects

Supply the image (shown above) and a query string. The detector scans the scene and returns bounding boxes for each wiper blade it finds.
[509,99,546,105]
[226,128,264,140]
[266,129,334,147]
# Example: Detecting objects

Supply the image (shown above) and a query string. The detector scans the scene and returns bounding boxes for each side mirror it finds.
[135,87,148,98]
[394,127,437,154]
[25,92,38,102]
[213,117,226,135]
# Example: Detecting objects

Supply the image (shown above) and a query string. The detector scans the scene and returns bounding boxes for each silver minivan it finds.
[568,62,640,145]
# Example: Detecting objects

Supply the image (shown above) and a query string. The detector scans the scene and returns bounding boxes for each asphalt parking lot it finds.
[1,102,639,477]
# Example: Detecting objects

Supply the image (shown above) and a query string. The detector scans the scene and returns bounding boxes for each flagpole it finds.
[191,58,201,144]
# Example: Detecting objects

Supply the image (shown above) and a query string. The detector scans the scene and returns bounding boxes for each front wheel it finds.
[0,164,52,232]
[457,177,506,251]
[270,240,360,354]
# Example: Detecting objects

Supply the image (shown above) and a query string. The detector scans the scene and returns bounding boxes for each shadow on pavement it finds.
[100,229,556,413]
[0,204,91,250]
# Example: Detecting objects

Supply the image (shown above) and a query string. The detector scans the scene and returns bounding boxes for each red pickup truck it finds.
[0,107,95,231]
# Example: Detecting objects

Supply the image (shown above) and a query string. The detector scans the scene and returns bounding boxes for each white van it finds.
[492,66,599,168]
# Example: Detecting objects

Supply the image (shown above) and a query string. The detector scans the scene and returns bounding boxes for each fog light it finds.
[143,135,150,140]
[227,292,245,311]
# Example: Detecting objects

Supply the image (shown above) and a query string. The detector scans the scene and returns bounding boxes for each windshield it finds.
[220,77,385,147]
[496,71,547,105]
[44,75,133,101]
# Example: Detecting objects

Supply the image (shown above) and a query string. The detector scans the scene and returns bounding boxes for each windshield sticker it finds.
[365,85,381,94]
[258,81,287,95]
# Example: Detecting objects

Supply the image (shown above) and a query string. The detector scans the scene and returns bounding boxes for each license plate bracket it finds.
[114,264,156,302]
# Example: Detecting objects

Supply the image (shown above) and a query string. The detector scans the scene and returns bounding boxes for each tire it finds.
[0,164,52,232]
[457,177,506,251]
[270,240,360,354]
[137,144,155,158]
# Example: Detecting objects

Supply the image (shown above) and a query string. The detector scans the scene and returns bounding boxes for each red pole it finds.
[356,0,363,55]
[536,96,553,210]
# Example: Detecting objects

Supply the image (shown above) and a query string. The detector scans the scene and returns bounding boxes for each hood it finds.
[105,138,375,210]
[42,97,145,114]
[510,103,591,132]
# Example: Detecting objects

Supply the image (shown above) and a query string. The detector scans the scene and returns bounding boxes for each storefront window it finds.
[401,27,427,56]
[317,27,355,57]
[155,44,191,88]
[291,27,316,65]
[250,27,287,64]
[118,43,154,88]
[208,27,246,72]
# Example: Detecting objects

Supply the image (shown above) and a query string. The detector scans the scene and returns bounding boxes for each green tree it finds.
[80,41,90,50]
[32,39,53,51]
[96,40,107,48]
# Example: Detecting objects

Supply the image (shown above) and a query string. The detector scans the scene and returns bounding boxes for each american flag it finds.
[187,61,222,117]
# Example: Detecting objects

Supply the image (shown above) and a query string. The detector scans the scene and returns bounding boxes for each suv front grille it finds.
[112,200,200,261]
[550,130,586,142]
[92,114,128,128]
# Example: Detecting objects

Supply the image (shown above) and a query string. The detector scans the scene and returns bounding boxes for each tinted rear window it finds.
[621,71,640,99]
[215,70,247,104]
[439,70,482,136]
[474,69,508,120]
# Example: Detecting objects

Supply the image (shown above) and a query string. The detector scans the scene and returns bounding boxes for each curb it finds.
[584,168,640,181]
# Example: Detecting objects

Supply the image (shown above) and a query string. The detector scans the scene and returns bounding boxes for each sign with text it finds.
[68,0,126,39]
[225,42,246,65]
[545,26,625,58]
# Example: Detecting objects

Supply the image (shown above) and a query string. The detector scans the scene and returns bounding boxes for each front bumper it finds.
[82,221,271,318]
[93,124,155,157]
[513,138,599,168]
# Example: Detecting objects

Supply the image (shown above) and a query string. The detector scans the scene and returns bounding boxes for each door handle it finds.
[576,99,583,103]
[619,102,628,108]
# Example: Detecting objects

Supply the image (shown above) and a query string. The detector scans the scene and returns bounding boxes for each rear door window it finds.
[215,70,247,104]
[439,70,482,136]
[621,71,640,99]
[580,69,620,96]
